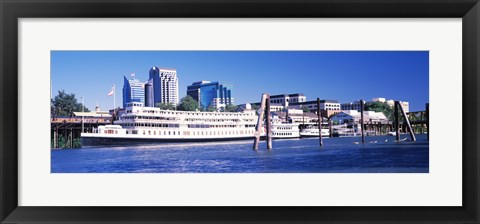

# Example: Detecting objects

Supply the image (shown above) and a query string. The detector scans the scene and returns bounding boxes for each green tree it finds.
[301,105,310,112]
[156,102,176,110]
[178,95,200,111]
[364,101,394,121]
[207,105,217,112]
[250,104,260,111]
[51,90,89,117]
[73,138,82,148]
[57,135,67,148]
[224,104,238,112]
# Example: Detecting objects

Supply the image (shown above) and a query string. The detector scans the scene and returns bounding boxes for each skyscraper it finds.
[144,79,154,107]
[149,67,179,106]
[122,76,145,108]
[187,81,234,110]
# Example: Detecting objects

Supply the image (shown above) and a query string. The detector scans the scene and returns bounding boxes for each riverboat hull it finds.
[81,135,255,147]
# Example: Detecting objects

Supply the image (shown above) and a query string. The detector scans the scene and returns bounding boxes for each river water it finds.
[51,134,428,173]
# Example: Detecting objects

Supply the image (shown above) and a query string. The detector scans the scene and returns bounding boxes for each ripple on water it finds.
[52,134,429,173]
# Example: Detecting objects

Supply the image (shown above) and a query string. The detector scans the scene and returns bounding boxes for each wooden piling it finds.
[55,123,58,148]
[266,94,272,149]
[397,101,416,141]
[253,94,267,150]
[394,102,400,141]
[317,98,323,147]
[360,100,365,143]
[63,120,67,148]
[53,128,56,148]
[328,119,333,138]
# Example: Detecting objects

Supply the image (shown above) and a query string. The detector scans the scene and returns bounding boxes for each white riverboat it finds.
[270,123,300,139]
[300,126,330,138]
[81,102,259,146]
[269,115,300,139]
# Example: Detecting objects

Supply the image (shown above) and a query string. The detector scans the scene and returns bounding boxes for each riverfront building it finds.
[290,99,341,118]
[269,93,306,108]
[290,99,341,111]
[331,110,389,125]
[148,66,179,106]
[251,93,306,112]
[122,76,145,109]
[272,109,320,124]
[187,81,234,110]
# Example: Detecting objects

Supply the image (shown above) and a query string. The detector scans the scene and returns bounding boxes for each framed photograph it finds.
[1,0,479,223]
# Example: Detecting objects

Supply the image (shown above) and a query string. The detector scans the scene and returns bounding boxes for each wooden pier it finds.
[405,103,429,139]
[51,117,111,148]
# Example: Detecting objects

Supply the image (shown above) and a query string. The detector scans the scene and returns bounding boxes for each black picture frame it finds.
[1,0,479,223]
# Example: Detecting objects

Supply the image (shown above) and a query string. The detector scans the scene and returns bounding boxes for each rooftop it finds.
[290,99,339,105]
[270,93,305,98]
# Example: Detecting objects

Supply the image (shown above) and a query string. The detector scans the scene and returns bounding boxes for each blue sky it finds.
[51,51,429,111]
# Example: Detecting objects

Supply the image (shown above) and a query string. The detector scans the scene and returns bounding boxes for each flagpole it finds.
[81,97,84,133]
[113,84,116,110]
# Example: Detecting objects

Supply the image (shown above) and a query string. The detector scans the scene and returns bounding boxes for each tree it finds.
[156,102,176,110]
[178,95,199,111]
[364,101,394,121]
[51,90,89,117]
[207,105,217,112]
[224,104,238,112]
[250,104,260,111]
[301,105,310,112]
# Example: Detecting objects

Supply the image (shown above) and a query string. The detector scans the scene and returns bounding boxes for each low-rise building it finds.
[290,99,340,111]
[330,110,389,125]
[271,110,321,124]
[269,93,306,107]
[289,99,341,118]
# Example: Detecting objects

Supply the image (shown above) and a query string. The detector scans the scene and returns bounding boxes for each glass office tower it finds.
[122,76,145,109]
[187,81,233,110]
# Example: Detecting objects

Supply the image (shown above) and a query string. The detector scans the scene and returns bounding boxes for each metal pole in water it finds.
[360,100,365,143]
[317,98,323,147]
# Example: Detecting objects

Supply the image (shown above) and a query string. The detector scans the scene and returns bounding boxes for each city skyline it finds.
[51,51,429,111]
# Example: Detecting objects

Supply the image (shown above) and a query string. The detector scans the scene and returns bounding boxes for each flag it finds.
[107,86,114,96]
[130,73,135,77]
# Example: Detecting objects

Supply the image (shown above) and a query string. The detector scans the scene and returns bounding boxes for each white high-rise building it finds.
[148,67,179,106]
